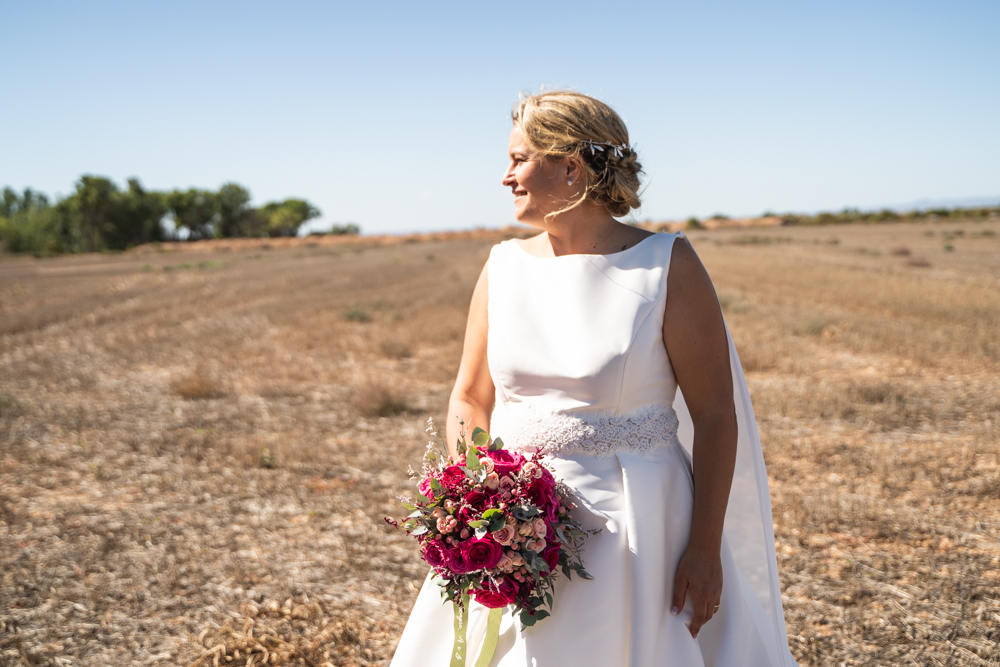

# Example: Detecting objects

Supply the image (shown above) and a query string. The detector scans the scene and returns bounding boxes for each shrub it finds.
[343,306,371,323]
[171,366,224,399]
[353,384,410,418]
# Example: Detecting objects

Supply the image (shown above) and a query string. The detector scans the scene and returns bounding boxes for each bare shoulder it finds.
[665,235,722,328]
[667,235,712,287]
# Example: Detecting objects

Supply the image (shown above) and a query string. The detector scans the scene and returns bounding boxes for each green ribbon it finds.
[473,608,502,667]
[450,593,470,667]
[450,595,503,667]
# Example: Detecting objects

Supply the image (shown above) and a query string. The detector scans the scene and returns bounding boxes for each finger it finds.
[670,575,688,616]
[690,605,708,638]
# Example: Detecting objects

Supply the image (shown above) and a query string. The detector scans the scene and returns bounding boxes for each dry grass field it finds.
[1,219,998,666]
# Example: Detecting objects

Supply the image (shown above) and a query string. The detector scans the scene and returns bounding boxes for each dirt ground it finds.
[1,219,998,666]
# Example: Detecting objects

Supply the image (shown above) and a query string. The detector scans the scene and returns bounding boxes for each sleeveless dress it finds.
[390,233,798,667]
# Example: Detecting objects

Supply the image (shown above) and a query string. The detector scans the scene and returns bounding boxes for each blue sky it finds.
[2,1,998,234]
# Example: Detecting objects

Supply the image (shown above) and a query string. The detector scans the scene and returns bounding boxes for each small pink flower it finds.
[460,528,470,539]
[480,457,495,474]
[496,555,513,571]
[484,472,500,490]
[532,539,546,553]
[532,518,547,539]
[499,476,515,492]
[517,522,533,537]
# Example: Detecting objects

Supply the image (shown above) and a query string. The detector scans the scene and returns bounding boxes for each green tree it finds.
[258,198,320,237]
[216,183,261,237]
[167,188,219,240]
[70,176,119,252]
[107,179,168,248]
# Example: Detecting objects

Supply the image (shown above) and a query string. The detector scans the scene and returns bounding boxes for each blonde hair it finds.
[512,90,643,218]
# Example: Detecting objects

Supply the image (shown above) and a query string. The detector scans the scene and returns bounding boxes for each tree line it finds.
[0,176,358,255]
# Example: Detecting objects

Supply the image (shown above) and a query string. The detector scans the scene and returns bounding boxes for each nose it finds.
[501,162,516,187]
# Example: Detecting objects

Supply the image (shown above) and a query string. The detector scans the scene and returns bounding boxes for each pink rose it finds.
[418,477,434,499]
[441,466,467,490]
[485,449,525,477]
[532,518,548,539]
[484,472,500,490]
[460,536,503,571]
[480,457,495,474]
[422,539,448,568]
[493,524,516,546]
[472,577,518,608]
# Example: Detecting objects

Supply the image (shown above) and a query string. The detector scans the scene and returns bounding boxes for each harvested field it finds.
[1,219,999,666]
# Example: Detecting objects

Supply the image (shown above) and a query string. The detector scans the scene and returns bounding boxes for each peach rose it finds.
[484,472,500,490]
[493,524,516,546]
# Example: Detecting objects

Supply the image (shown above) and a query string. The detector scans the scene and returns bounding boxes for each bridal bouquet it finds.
[388,419,593,667]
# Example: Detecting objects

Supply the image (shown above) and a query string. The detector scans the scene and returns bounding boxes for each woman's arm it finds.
[662,236,738,638]
[445,261,496,458]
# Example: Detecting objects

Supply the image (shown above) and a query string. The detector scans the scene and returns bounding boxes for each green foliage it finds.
[1,177,330,254]
[258,198,321,237]
[774,203,997,227]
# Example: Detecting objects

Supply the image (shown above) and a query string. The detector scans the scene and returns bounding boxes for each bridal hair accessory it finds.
[584,139,630,159]
[387,418,597,667]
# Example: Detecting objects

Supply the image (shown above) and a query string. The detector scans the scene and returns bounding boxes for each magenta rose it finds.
[445,545,472,574]
[472,576,518,608]
[464,491,490,513]
[525,478,557,511]
[441,465,467,490]
[422,538,448,568]
[485,449,525,477]
[539,466,556,487]
[460,535,503,571]
[541,540,560,574]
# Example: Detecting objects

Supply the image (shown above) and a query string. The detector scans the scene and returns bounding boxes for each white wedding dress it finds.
[390,232,798,667]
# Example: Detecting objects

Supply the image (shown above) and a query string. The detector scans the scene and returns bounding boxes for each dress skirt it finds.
[389,438,782,667]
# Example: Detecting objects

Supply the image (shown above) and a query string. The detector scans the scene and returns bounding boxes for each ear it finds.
[564,155,584,184]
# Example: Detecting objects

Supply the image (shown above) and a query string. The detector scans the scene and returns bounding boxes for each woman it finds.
[391,91,797,666]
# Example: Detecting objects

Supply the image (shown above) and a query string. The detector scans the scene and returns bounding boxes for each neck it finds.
[539,206,621,256]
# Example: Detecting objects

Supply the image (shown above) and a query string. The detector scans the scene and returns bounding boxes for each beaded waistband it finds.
[489,402,679,458]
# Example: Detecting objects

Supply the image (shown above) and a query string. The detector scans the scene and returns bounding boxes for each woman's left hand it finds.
[670,545,723,639]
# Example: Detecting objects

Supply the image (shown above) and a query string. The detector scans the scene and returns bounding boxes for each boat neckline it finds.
[510,232,668,260]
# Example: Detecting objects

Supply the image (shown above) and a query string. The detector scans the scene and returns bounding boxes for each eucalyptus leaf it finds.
[533,610,550,621]
[470,426,486,441]
[473,431,490,449]
[488,437,503,452]
[474,527,488,539]
[410,525,428,536]
[466,447,480,469]
[467,520,488,529]
[519,610,536,627]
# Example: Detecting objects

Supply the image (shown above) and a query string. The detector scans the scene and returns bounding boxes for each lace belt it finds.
[489,403,680,458]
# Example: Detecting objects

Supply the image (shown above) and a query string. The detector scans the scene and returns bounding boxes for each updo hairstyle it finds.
[512,90,643,218]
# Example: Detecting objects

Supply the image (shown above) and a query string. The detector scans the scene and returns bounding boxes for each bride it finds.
[390,90,798,666]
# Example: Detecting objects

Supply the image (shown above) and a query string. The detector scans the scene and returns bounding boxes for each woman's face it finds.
[502,126,575,226]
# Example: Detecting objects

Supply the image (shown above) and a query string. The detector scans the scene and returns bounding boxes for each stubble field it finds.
[1,220,998,666]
